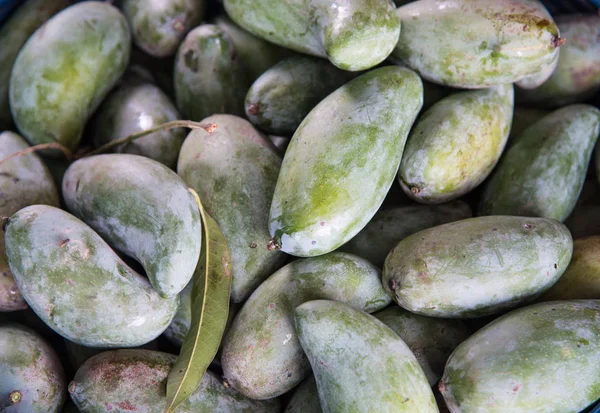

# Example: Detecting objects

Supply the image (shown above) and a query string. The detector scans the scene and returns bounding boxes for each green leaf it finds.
[164,188,233,413]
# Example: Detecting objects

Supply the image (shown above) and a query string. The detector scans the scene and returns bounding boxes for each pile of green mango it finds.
[1,0,600,412]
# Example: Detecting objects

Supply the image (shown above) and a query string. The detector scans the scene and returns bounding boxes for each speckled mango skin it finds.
[0,323,66,413]
[221,252,391,400]
[399,84,513,203]
[284,376,322,413]
[0,0,72,129]
[69,349,280,413]
[479,105,600,222]
[122,0,205,58]
[340,202,472,268]
[374,306,471,386]
[91,80,185,169]
[0,131,60,312]
[518,14,600,107]
[62,154,201,298]
[269,66,423,257]
[9,2,131,152]
[178,115,285,302]
[295,300,437,413]
[245,56,354,136]
[540,237,600,301]
[224,0,400,71]
[440,300,600,413]
[392,0,561,88]
[174,24,249,121]
[4,205,178,347]
[383,216,573,318]
[214,15,291,82]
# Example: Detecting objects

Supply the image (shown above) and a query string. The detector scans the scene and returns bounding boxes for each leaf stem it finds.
[0,143,73,167]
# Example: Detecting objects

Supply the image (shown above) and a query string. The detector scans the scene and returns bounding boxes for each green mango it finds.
[295,300,437,412]
[284,377,322,413]
[178,114,285,302]
[0,131,60,312]
[508,107,551,145]
[69,349,281,412]
[514,48,560,90]
[214,15,291,82]
[121,0,205,58]
[479,105,600,221]
[0,323,66,413]
[223,0,400,71]
[9,2,131,152]
[269,66,423,257]
[539,237,600,301]
[245,56,354,136]
[62,154,201,298]
[0,0,72,130]
[4,205,178,347]
[518,14,600,107]
[383,216,573,318]
[392,0,562,88]
[221,252,391,399]
[91,79,185,169]
[398,84,514,203]
[340,202,472,268]
[174,24,249,121]
[374,306,471,385]
[440,300,600,413]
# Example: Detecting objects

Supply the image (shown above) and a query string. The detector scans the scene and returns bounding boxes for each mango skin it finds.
[392,0,561,88]
[9,2,131,151]
[383,216,573,318]
[69,349,280,413]
[215,15,291,82]
[0,0,72,129]
[399,84,513,203]
[4,205,179,347]
[440,300,600,413]
[374,306,470,386]
[223,0,400,71]
[269,66,423,257]
[221,252,391,400]
[63,154,201,298]
[178,115,286,302]
[284,377,322,413]
[0,131,60,312]
[340,202,472,268]
[479,105,600,222]
[296,300,438,413]
[245,56,354,136]
[174,24,249,121]
[91,80,185,169]
[540,237,600,301]
[122,0,205,58]
[518,14,600,107]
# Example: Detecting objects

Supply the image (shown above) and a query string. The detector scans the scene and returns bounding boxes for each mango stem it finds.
[0,391,23,408]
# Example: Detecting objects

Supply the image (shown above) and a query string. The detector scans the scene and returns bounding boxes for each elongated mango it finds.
[223,0,400,71]
[269,66,423,257]
[9,2,131,151]
[296,300,437,412]
[221,252,391,399]
[392,0,562,88]
[398,84,513,203]
[4,205,178,347]
[383,216,573,318]
[479,105,600,221]
[178,115,285,302]
[340,202,471,268]
[245,56,354,136]
[0,131,59,312]
[69,350,280,412]
[440,300,600,413]
[1,323,66,413]
[63,154,201,298]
